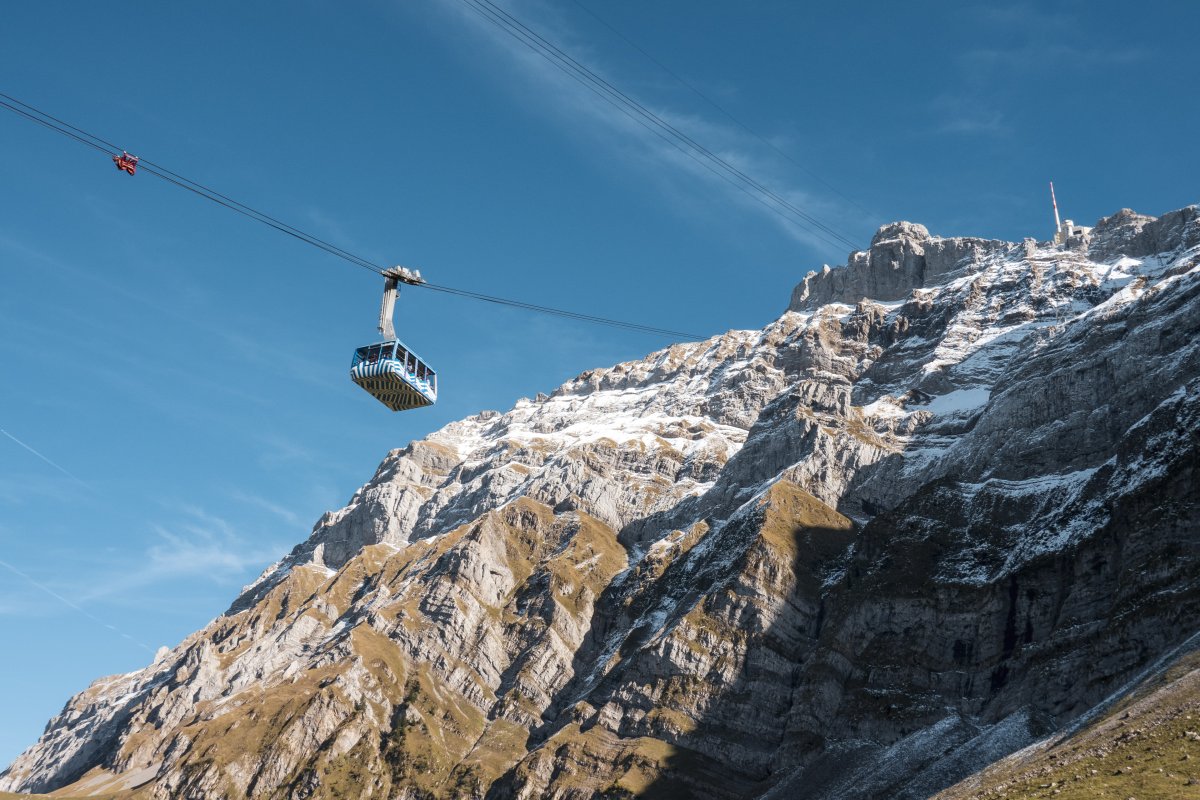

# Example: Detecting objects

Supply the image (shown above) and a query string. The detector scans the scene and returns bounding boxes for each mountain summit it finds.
[4,206,1198,799]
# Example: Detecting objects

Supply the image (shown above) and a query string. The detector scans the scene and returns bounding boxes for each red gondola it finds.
[113,151,138,175]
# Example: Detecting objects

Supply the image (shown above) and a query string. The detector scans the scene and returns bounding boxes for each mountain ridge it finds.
[3,204,1198,799]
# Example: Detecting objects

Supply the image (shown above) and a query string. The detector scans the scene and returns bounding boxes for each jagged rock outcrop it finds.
[3,205,1198,799]
[788,221,1009,310]
[1089,204,1200,260]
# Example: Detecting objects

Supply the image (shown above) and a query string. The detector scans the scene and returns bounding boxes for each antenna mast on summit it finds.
[1050,181,1062,236]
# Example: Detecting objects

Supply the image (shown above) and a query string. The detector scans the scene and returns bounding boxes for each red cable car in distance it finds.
[113,151,138,175]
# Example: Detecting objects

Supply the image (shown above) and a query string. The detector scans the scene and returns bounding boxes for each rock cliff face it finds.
[3,206,1198,799]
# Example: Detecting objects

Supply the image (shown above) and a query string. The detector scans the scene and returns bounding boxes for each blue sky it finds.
[1,0,1196,766]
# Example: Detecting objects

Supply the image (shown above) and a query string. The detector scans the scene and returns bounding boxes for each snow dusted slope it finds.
[231,324,795,603]
[2,206,1198,799]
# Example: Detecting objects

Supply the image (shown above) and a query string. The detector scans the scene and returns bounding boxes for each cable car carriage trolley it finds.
[351,267,437,411]
[112,151,139,175]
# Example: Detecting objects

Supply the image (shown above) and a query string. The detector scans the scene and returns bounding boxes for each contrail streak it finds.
[0,558,154,653]
[1,428,91,489]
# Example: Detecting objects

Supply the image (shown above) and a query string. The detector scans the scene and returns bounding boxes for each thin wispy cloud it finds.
[303,207,370,259]
[0,230,187,324]
[975,2,1073,30]
[146,504,284,578]
[928,3,1147,139]
[231,489,305,528]
[255,432,320,468]
[930,95,1011,137]
[75,504,287,603]
[0,473,87,507]
[938,114,1009,136]
[432,0,864,255]
[218,328,340,392]
[146,524,269,577]
[962,42,1148,70]
[972,0,1149,61]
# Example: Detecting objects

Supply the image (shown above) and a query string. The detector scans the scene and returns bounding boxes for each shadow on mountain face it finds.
[640,508,858,800]
[636,240,1200,799]
[481,482,856,799]
[635,399,1200,799]
[484,248,1200,798]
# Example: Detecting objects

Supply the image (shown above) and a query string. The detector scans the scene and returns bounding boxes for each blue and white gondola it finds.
[351,266,438,412]
[350,340,437,411]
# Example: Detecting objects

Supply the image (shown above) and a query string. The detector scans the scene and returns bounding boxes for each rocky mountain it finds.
[2,205,1198,799]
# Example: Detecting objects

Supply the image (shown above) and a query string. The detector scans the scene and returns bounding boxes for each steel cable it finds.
[457,0,862,251]
[1,93,711,339]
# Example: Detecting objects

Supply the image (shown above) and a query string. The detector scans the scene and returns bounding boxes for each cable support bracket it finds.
[383,266,425,286]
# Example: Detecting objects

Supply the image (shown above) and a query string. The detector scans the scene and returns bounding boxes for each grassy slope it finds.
[935,648,1200,799]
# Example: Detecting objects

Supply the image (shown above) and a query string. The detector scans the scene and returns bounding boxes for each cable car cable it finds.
[457,0,862,251]
[0,93,386,275]
[0,93,708,340]
[418,282,696,336]
[460,0,861,250]
[455,3,853,255]
[568,0,876,219]
[1,92,392,276]
[137,163,386,277]
[455,0,855,255]
[0,97,113,156]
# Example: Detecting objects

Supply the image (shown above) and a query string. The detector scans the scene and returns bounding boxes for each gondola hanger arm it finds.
[378,267,425,340]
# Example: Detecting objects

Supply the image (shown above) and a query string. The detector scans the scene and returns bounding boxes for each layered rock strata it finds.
[3,206,1198,799]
